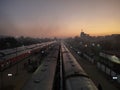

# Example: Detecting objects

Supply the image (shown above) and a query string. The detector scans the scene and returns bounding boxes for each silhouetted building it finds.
[80,30,90,38]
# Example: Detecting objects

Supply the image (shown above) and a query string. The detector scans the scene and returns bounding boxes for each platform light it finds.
[85,44,88,47]
[8,74,12,77]
[77,51,80,54]
[112,76,117,80]
[97,44,100,47]
[92,43,95,46]
[41,51,44,53]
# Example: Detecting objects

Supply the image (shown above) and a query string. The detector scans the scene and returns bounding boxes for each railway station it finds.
[0,0,120,90]
[0,41,119,90]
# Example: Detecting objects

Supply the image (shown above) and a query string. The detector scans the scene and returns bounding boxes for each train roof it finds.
[100,52,120,64]
[22,58,57,90]
[66,77,98,90]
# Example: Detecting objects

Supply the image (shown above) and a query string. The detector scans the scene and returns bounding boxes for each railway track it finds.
[22,42,98,90]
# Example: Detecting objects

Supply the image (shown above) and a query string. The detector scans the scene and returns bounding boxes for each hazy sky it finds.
[0,0,120,38]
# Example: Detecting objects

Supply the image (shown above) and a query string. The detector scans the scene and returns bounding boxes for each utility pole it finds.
[0,53,5,89]
[16,47,18,75]
[0,71,3,89]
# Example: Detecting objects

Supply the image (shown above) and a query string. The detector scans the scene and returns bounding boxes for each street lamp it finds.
[97,44,100,47]
[85,44,88,47]
[92,43,95,46]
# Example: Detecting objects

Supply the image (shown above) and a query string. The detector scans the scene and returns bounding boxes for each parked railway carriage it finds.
[0,41,55,71]
[22,43,60,90]
[61,43,97,90]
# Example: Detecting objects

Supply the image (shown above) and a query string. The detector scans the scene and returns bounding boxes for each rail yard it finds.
[0,41,119,90]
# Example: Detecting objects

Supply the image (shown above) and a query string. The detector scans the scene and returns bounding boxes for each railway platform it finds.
[68,46,119,90]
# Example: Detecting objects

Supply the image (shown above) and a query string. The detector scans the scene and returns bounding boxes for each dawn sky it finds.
[0,0,120,38]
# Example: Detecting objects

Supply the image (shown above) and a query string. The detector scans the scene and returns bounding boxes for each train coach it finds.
[22,42,60,90]
[0,41,55,71]
[61,43,97,90]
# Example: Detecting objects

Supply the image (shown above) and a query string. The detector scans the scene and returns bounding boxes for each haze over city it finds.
[0,0,120,38]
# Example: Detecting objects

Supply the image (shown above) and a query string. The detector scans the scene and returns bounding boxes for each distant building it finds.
[80,30,91,39]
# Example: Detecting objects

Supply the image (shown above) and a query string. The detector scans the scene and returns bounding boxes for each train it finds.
[20,42,98,90]
[61,43,98,90]
[0,41,56,71]
[22,42,60,90]
[99,52,120,73]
